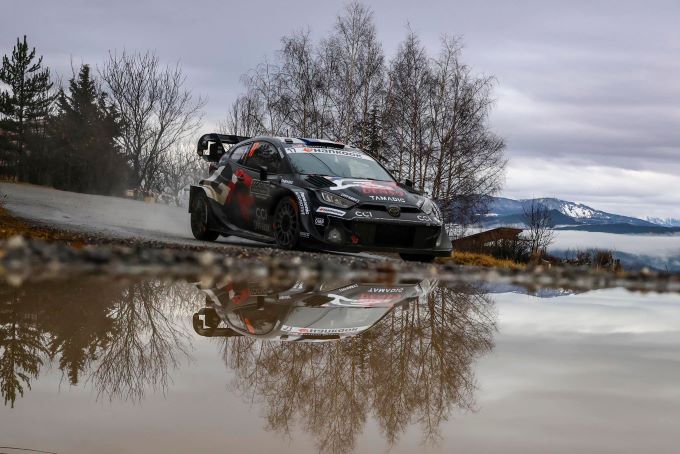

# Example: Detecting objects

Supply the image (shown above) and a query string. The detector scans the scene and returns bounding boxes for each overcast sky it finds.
[2,0,679,219]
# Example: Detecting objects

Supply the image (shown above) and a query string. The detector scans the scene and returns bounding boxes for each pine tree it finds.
[50,64,128,194]
[0,291,48,408]
[0,36,55,179]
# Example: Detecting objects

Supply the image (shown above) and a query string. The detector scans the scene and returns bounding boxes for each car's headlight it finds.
[420,199,442,221]
[319,191,356,208]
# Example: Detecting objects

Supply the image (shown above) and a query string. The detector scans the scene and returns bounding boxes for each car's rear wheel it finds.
[399,253,436,263]
[191,193,219,241]
[273,197,300,250]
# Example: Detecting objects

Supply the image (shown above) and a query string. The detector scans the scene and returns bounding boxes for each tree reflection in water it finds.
[1,276,496,453]
[0,279,200,407]
[220,283,496,453]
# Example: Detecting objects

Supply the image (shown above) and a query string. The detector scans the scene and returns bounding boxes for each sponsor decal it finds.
[314,217,325,226]
[300,231,310,238]
[285,147,374,161]
[340,192,359,203]
[250,179,270,199]
[255,207,270,232]
[280,325,370,335]
[417,214,432,222]
[328,179,405,196]
[280,179,294,185]
[336,283,359,293]
[369,195,406,203]
[367,287,404,293]
[355,211,373,218]
[294,191,310,215]
[316,206,346,217]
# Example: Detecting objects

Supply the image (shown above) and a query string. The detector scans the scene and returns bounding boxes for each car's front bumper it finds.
[301,207,453,256]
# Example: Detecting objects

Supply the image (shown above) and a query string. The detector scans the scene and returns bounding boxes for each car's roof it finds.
[237,135,379,161]
[252,136,359,150]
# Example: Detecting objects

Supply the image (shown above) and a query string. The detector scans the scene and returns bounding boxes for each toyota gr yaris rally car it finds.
[189,133,453,262]
[192,277,435,342]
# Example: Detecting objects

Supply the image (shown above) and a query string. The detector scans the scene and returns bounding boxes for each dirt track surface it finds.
[0,182,385,262]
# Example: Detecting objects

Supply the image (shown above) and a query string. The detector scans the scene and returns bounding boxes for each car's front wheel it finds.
[399,253,436,263]
[273,197,300,250]
[190,192,219,241]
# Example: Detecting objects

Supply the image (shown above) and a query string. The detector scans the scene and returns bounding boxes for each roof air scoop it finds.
[298,138,346,149]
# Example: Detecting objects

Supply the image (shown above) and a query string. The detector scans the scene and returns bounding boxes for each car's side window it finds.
[226,144,250,164]
[243,142,282,174]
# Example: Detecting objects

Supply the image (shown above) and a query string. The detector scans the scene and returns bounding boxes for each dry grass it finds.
[438,251,526,270]
[0,205,88,245]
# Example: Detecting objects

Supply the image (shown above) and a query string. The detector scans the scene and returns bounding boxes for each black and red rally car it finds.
[189,133,452,261]
[192,276,435,342]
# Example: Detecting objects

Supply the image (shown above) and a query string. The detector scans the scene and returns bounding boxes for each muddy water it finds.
[1,275,680,453]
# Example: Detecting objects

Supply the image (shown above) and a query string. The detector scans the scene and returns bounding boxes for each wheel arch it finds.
[268,187,299,216]
[189,185,216,213]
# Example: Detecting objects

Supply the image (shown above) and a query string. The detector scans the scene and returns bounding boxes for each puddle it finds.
[1,272,680,453]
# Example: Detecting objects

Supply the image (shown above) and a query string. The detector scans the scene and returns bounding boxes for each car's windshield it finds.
[287,150,394,181]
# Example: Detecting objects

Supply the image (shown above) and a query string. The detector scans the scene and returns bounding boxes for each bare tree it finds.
[278,30,329,137]
[523,199,556,257]
[224,4,506,225]
[428,36,506,224]
[220,283,496,452]
[160,140,205,206]
[100,51,205,193]
[383,30,431,184]
[321,2,385,143]
[219,92,264,137]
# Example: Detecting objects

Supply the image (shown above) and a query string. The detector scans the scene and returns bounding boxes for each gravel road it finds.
[0,182,385,261]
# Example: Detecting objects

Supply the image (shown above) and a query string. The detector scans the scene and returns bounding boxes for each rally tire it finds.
[273,197,300,250]
[399,253,436,263]
[191,193,219,241]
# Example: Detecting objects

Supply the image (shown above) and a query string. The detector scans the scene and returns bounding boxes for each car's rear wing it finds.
[197,133,250,162]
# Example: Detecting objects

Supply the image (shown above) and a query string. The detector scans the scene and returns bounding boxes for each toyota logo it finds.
[387,206,401,217]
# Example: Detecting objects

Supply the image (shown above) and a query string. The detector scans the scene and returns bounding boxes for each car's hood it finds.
[315,176,423,206]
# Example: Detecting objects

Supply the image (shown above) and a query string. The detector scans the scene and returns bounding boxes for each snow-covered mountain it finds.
[481,197,657,228]
[647,217,680,227]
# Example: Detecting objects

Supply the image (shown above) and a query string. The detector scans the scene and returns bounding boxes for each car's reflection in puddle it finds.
[0,275,496,453]
[193,278,435,341]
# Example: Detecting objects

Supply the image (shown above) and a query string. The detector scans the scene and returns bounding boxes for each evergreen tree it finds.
[0,290,48,408]
[50,64,129,194]
[0,36,55,179]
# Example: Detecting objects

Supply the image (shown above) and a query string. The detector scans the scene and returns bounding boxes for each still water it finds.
[1,275,679,453]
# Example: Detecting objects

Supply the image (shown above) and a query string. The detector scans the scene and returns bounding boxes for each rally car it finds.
[192,277,434,342]
[189,133,453,261]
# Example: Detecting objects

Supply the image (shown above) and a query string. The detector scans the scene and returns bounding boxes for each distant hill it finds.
[647,217,680,227]
[555,224,680,234]
[479,197,676,234]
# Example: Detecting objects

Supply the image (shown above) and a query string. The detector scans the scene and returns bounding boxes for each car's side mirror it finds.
[404,178,414,188]
[258,165,268,181]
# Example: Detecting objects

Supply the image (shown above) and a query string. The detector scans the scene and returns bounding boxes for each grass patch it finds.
[438,251,526,270]
[0,205,88,245]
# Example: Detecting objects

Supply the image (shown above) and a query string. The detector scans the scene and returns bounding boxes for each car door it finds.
[229,140,283,234]
[215,142,250,230]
